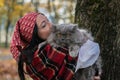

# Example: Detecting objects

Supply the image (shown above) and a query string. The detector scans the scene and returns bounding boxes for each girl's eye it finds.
[41,21,46,28]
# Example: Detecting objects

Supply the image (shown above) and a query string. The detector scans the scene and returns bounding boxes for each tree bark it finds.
[75,0,120,80]
[0,20,1,45]
[5,18,10,48]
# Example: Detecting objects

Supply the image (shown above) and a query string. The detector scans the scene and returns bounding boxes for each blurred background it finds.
[0,0,76,79]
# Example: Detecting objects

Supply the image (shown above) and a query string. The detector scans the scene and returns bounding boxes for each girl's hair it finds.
[18,23,45,80]
[29,23,45,49]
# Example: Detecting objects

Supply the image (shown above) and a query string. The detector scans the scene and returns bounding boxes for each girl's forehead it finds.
[36,14,48,23]
[36,14,49,28]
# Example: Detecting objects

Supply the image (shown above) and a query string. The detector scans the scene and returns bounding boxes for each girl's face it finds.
[36,14,52,40]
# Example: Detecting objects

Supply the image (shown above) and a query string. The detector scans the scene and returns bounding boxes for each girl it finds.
[10,12,52,80]
[10,12,100,80]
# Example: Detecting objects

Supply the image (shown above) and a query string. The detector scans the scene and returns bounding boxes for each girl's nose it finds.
[49,22,52,29]
[48,22,52,31]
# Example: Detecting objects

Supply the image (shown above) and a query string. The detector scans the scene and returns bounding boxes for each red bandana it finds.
[10,12,40,61]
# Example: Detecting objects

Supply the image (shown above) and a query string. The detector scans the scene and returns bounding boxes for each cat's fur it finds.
[39,24,102,80]
[47,24,94,57]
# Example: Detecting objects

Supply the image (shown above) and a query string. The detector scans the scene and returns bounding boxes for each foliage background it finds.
[0,0,75,79]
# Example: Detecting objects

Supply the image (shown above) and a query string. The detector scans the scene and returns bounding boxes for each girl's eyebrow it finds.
[37,19,44,27]
[40,21,45,26]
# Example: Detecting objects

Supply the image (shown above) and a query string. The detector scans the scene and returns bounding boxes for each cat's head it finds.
[50,24,78,47]
[47,23,93,48]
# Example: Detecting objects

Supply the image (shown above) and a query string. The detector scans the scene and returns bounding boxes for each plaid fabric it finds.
[26,44,78,80]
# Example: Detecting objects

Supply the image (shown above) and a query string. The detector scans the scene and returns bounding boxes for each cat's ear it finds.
[52,24,57,32]
[73,24,78,31]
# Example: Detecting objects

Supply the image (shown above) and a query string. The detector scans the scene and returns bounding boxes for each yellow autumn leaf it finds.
[0,0,4,7]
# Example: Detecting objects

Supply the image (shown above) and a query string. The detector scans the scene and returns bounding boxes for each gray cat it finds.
[38,24,102,80]
[47,24,94,58]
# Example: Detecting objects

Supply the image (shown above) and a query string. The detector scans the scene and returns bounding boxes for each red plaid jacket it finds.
[25,44,78,80]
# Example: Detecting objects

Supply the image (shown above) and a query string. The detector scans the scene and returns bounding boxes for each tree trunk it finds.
[5,19,10,48]
[0,20,1,45]
[47,0,51,13]
[35,0,39,12]
[75,0,120,80]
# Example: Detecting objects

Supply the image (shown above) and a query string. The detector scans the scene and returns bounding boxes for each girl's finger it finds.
[94,76,100,80]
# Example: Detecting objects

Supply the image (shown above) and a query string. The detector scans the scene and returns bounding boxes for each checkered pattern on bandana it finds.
[26,44,78,80]
[10,12,39,61]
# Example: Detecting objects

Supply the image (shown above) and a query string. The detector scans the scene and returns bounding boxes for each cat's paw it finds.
[69,51,78,57]
[69,46,79,57]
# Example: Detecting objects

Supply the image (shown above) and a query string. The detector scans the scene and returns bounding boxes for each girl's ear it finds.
[52,24,57,32]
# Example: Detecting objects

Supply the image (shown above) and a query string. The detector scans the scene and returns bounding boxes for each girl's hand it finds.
[94,76,101,80]
[94,71,101,80]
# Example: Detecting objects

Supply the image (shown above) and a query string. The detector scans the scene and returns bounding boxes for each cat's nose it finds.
[61,38,66,42]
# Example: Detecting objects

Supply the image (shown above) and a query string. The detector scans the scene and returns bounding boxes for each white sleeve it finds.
[75,40,100,72]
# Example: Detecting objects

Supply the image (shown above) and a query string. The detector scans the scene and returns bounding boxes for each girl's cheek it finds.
[37,23,52,39]
[37,29,48,39]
